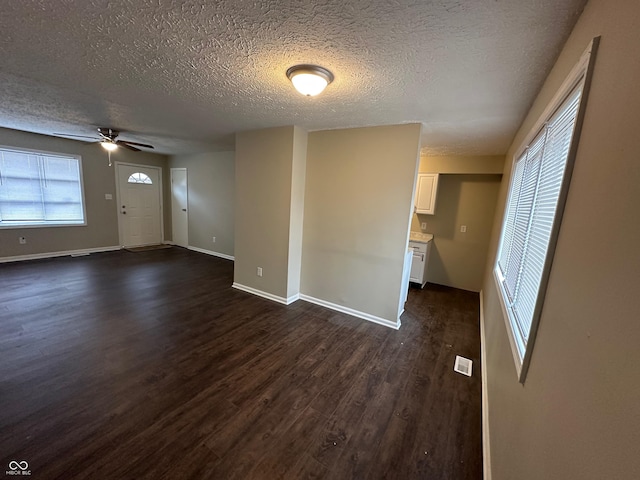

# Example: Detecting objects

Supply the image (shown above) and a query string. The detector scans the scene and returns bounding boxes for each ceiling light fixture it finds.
[101,141,118,151]
[286,65,334,97]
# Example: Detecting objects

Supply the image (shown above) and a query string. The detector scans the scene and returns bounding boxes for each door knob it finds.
[182,208,187,212]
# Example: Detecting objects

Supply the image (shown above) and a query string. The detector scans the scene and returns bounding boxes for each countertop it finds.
[409,232,434,244]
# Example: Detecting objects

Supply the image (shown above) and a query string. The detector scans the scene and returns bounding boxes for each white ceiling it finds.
[0,0,587,156]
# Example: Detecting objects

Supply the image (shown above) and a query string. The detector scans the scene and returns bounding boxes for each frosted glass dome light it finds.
[286,65,334,97]
[101,141,118,151]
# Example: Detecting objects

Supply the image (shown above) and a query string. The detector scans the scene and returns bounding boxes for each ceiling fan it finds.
[54,127,154,152]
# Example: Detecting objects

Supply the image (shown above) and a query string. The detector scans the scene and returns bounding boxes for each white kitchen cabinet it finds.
[409,239,431,288]
[414,173,439,215]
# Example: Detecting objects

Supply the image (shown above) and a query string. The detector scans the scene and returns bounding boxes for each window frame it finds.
[494,37,599,383]
[0,145,87,229]
[127,172,153,184]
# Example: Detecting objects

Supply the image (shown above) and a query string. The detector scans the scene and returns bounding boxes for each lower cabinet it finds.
[409,240,431,288]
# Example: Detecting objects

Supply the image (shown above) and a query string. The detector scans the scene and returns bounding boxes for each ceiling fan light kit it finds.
[53,127,154,152]
[53,127,155,165]
[96,128,154,152]
[101,141,118,151]
[286,65,334,96]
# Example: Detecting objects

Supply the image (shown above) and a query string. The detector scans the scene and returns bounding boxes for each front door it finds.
[115,163,162,247]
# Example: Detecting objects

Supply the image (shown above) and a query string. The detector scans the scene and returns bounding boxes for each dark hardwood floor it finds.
[0,248,482,479]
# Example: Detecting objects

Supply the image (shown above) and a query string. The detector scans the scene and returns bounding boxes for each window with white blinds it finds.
[0,147,86,227]
[494,37,597,382]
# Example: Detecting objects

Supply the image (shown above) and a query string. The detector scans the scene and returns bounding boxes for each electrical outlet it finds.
[212,236,216,243]
[257,267,263,277]
[460,225,467,233]
[19,236,26,244]
[421,222,427,230]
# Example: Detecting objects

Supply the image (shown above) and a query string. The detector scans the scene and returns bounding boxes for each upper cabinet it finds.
[414,173,439,215]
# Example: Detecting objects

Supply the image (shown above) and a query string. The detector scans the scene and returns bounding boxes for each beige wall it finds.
[234,126,301,300]
[168,151,235,257]
[483,0,640,478]
[420,155,504,174]
[0,127,169,259]
[413,155,503,291]
[411,173,501,292]
[301,124,421,325]
[286,127,308,299]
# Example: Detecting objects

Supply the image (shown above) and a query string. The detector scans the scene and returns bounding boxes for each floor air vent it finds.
[454,355,473,377]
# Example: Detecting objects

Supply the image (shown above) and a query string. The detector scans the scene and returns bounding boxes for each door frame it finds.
[170,167,189,247]
[114,162,165,247]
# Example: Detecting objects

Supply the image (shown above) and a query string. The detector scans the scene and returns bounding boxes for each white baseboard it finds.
[230,284,400,330]
[299,294,401,330]
[479,290,492,480]
[0,245,121,264]
[232,283,298,305]
[187,245,235,261]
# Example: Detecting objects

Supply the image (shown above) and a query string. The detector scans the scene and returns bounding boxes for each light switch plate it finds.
[105,194,113,200]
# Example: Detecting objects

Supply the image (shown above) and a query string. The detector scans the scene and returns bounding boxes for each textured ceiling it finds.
[0,0,587,155]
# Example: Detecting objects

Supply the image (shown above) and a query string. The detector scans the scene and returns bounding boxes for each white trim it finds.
[188,245,234,261]
[0,221,87,230]
[299,294,401,330]
[232,283,297,305]
[513,39,595,160]
[493,270,523,377]
[479,290,492,480]
[0,245,121,263]
[231,285,402,329]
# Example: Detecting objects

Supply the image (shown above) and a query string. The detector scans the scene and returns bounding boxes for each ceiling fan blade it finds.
[53,133,98,139]
[116,141,141,152]
[119,140,154,149]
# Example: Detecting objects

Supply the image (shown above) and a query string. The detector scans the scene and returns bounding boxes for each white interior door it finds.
[116,163,162,247]
[171,168,188,247]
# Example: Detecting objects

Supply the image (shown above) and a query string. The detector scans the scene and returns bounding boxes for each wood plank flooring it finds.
[0,248,482,479]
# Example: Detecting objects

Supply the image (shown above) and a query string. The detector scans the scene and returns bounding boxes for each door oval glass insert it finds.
[127,172,153,184]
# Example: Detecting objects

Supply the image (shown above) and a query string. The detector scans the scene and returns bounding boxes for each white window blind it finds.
[495,79,585,367]
[0,148,85,227]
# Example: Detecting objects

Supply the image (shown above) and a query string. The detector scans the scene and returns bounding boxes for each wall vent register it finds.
[454,355,473,377]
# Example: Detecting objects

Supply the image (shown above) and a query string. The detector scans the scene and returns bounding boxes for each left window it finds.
[0,146,86,228]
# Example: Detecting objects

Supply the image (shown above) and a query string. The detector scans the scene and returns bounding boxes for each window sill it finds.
[0,222,87,229]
